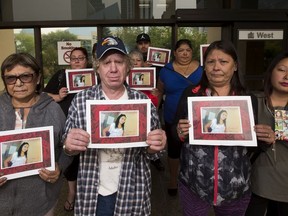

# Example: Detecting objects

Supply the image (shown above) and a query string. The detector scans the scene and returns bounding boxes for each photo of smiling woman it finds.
[3,142,29,168]
[204,109,228,133]
[102,114,127,137]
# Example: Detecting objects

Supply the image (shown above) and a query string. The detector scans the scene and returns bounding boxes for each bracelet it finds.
[63,145,78,156]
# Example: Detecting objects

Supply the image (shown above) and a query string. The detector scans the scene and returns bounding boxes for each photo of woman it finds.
[102,114,127,137]
[3,142,29,168]
[133,73,144,85]
[204,110,228,133]
[73,75,86,87]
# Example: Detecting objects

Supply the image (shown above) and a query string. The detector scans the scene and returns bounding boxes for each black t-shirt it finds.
[44,69,76,116]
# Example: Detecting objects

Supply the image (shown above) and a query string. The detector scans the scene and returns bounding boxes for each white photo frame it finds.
[66,68,97,93]
[0,126,55,180]
[86,99,151,148]
[188,96,257,146]
[127,67,156,90]
[147,47,171,67]
[200,44,210,66]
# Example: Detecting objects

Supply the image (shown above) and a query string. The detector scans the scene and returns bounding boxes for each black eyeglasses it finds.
[3,73,34,85]
[70,56,86,62]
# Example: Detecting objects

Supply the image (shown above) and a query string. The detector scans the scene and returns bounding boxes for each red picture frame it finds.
[0,126,54,180]
[147,47,171,67]
[200,44,210,66]
[66,68,97,93]
[188,96,257,146]
[127,67,156,90]
[86,99,151,148]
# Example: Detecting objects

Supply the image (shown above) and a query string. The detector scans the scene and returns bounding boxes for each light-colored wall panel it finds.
[0,30,15,92]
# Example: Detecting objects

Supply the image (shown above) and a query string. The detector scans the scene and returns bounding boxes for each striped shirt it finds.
[62,84,162,216]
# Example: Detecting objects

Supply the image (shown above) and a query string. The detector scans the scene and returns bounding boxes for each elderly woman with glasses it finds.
[0,53,71,216]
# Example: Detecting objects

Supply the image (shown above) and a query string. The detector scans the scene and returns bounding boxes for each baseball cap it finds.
[136,33,151,43]
[96,36,127,59]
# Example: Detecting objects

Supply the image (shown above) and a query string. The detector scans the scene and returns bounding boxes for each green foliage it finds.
[103,26,206,62]
[15,32,35,55]
[178,27,207,61]
[15,27,207,83]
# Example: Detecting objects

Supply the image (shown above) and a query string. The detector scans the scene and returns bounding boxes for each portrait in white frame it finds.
[86,99,151,148]
[127,67,156,90]
[0,126,55,180]
[147,47,171,67]
[66,68,97,93]
[188,96,257,146]
[200,44,210,66]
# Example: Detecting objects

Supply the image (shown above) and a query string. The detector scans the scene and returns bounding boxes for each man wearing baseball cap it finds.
[62,36,166,215]
[136,33,151,65]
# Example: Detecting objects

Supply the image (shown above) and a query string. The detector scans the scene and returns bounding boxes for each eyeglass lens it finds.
[4,73,34,84]
[70,56,86,62]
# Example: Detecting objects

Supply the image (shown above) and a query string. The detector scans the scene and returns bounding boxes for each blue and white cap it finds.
[96,36,127,59]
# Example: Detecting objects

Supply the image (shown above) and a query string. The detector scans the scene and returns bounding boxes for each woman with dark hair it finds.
[157,38,203,195]
[102,114,127,137]
[174,41,257,215]
[44,47,89,115]
[245,51,288,216]
[204,110,228,133]
[4,142,29,167]
[0,53,68,215]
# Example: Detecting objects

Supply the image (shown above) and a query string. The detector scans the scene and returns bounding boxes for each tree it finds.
[42,30,77,82]
[15,31,35,55]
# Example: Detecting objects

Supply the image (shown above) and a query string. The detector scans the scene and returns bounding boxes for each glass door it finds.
[234,23,287,92]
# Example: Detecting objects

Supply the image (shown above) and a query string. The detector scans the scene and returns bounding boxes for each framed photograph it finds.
[188,96,257,146]
[0,126,55,180]
[147,47,171,67]
[86,99,151,148]
[66,68,97,93]
[200,44,210,66]
[126,67,156,90]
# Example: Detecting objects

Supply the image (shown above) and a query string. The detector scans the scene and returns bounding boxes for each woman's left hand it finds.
[254,124,275,145]
[39,163,61,184]
[146,129,166,153]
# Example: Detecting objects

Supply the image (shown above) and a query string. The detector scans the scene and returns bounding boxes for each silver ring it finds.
[179,130,182,134]
[47,179,51,182]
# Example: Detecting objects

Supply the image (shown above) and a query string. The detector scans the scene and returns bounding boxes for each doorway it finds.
[234,23,287,92]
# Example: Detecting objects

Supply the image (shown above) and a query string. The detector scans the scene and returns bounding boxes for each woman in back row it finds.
[157,39,203,195]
